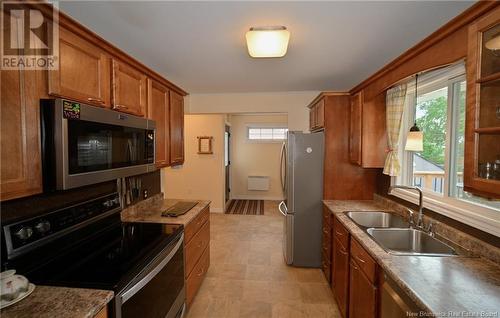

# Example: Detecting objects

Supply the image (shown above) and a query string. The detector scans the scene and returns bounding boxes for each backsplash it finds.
[374,194,500,264]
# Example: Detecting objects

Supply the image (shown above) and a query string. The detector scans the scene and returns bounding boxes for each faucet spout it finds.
[389,185,424,228]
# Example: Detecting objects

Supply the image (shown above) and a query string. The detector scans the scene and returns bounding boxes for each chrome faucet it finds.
[389,185,425,229]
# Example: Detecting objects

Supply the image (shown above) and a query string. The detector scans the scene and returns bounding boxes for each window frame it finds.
[390,63,500,237]
[246,124,288,143]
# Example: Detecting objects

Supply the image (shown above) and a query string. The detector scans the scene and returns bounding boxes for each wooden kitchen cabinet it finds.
[464,6,500,198]
[1,10,44,201]
[170,91,185,165]
[49,27,111,107]
[309,98,325,131]
[185,206,210,307]
[349,90,387,168]
[112,59,148,117]
[147,79,170,167]
[322,207,332,284]
[332,216,350,318]
[349,239,378,318]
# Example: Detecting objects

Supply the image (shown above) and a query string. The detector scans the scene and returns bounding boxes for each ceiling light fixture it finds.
[245,26,290,58]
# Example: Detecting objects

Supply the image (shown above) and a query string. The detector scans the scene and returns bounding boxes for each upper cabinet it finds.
[48,27,111,107]
[170,91,185,166]
[464,6,500,198]
[148,79,171,168]
[1,10,43,201]
[309,98,325,131]
[349,91,387,168]
[112,59,148,117]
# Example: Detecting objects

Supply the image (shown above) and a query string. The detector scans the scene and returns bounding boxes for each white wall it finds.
[229,114,288,200]
[185,91,319,132]
[161,114,226,212]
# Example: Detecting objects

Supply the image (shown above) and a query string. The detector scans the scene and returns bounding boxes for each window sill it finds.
[390,188,500,237]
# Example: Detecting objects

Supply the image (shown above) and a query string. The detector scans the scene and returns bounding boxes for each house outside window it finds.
[391,63,500,236]
[247,125,288,142]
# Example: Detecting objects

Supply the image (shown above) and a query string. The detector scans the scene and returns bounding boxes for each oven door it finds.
[115,233,185,318]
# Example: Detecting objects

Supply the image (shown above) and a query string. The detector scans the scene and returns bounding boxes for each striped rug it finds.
[225,199,264,215]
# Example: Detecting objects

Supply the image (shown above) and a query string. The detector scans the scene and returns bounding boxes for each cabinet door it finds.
[316,99,325,129]
[349,91,362,165]
[309,107,316,131]
[147,79,170,167]
[464,6,500,198]
[332,236,349,318]
[1,11,43,200]
[349,258,377,318]
[48,27,110,107]
[170,91,185,165]
[112,59,147,117]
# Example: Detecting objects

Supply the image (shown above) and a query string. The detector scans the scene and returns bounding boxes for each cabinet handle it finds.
[335,231,344,237]
[354,255,366,264]
[351,261,359,270]
[87,97,104,104]
[339,247,348,255]
[197,267,205,277]
[197,240,203,248]
[114,104,129,109]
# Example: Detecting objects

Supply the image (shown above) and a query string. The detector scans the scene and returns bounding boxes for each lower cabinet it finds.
[184,206,210,306]
[322,207,332,284]
[94,306,108,318]
[332,219,350,318]
[331,214,379,318]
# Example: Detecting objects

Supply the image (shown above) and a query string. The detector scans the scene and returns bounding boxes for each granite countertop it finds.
[323,200,500,316]
[121,194,210,226]
[1,286,113,318]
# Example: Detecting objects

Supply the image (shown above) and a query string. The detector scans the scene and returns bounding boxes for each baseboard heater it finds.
[247,176,269,191]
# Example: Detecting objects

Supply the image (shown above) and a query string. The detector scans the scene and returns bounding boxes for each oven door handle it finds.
[120,233,184,304]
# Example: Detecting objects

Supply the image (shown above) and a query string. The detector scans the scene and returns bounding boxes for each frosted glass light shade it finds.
[245,26,290,58]
[405,131,424,152]
[485,34,500,51]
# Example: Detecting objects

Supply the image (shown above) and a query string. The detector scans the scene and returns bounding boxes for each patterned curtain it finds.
[383,83,407,176]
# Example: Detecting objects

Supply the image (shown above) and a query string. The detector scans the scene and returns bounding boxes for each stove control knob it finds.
[103,200,113,208]
[14,226,33,241]
[35,220,51,235]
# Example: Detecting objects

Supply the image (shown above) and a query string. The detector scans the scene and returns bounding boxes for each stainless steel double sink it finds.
[345,211,457,257]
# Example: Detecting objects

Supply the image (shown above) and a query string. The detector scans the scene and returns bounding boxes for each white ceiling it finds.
[60,1,473,94]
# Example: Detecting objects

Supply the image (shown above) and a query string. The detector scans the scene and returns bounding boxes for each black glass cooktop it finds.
[24,219,183,292]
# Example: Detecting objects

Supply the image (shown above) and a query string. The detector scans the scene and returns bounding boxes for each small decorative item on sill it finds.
[197,136,213,154]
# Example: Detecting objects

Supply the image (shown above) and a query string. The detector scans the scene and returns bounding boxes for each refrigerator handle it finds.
[280,142,287,194]
[279,201,287,216]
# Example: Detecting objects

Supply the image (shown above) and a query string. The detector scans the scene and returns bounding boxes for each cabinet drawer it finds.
[185,220,210,276]
[186,245,210,306]
[350,238,377,284]
[185,206,209,244]
[333,216,349,250]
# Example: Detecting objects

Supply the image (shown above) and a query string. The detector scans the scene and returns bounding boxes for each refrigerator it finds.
[279,131,324,267]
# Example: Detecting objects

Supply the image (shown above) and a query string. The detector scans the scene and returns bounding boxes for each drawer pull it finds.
[114,104,129,109]
[355,255,366,264]
[335,231,344,237]
[87,97,104,104]
[197,241,203,248]
[197,267,205,277]
[339,247,348,255]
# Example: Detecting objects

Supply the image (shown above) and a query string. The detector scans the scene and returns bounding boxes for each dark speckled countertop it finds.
[323,200,500,316]
[1,286,113,318]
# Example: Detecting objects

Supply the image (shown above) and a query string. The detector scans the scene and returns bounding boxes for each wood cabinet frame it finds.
[464,6,500,198]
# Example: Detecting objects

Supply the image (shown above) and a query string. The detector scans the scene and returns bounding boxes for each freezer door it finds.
[279,201,293,265]
[288,131,324,267]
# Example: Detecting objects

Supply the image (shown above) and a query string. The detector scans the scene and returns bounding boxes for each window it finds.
[393,63,500,235]
[247,126,288,141]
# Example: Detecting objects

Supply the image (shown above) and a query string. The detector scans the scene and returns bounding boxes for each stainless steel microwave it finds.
[41,99,156,191]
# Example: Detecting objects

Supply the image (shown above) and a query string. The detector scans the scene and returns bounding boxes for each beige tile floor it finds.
[186,201,341,318]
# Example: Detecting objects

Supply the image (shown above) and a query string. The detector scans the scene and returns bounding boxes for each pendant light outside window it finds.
[405,74,424,152]
[245,26,290,58]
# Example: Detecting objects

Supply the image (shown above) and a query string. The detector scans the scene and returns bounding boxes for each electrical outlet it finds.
[143,189,148,199]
